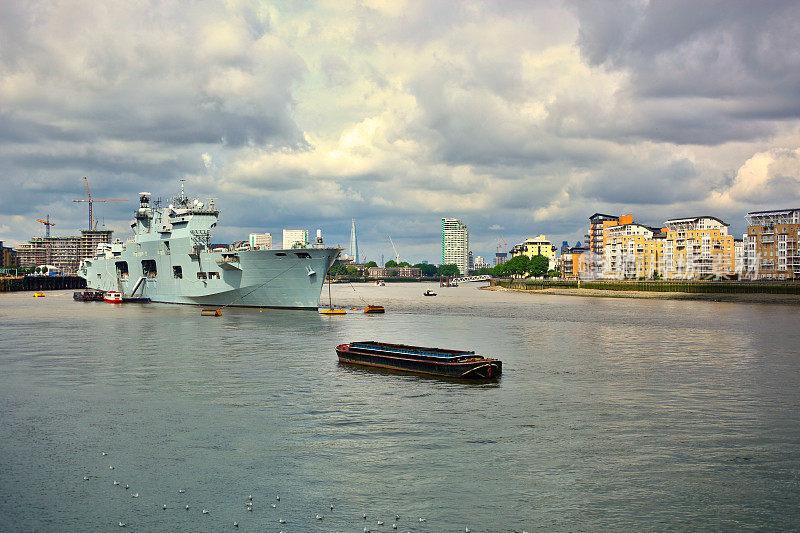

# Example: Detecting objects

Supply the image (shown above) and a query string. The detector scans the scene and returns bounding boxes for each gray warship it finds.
[78,187,341,308]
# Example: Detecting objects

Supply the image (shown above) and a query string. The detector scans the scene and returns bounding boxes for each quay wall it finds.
[0,276,87,293]
[491,279,800,295]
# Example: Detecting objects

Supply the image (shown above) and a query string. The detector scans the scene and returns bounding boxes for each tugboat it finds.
[336,341,501,379]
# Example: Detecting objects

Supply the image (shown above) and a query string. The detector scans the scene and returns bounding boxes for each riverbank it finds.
[482,284,800,304]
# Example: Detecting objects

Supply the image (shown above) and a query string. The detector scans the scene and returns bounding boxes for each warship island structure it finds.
[78,187,341,308]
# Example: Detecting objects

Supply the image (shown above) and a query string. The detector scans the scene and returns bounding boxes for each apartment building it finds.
[249,232,272,250]
[603,224,664,279]
[559,245,588,279]
[663,217,735,279]
[282,229,308,250]
[509,235,558,270]
[441,218,469,275]
[744,208,800,280]
[15,230,113,274]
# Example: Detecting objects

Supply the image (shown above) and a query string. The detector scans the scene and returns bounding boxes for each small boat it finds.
[375,280,385,286]
[33,292,46,298]
[363,304,385,314]
[104,291,123,303]
[336,341,501,379]
[319,306,346,315]
[423,290,437,296]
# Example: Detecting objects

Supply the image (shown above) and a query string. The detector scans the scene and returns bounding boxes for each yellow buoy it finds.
[33,292,46,298]
[319,307,346,315]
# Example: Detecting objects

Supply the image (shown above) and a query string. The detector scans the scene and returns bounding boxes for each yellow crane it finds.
[72,176,126,230]
[35,215,55,238]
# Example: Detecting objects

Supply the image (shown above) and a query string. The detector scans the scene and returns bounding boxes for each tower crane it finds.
[72,177,126,230]
[35,215,55,238]
[388,235,400,263]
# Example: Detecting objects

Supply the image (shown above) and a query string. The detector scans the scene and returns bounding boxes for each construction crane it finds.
[35,215,55,238]
[72,176,126,230]
[498,235,508,253]
[388,235,400,263]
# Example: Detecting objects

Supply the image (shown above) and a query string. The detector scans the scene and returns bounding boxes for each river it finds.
[1,282,799,531]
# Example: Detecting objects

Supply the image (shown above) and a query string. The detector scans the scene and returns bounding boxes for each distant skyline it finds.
[2,1,800,264]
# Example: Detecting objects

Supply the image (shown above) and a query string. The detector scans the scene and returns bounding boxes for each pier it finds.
[0,276,87,293]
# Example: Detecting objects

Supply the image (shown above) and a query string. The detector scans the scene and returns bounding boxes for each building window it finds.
[197,272,207,279]
[173,266,182,279]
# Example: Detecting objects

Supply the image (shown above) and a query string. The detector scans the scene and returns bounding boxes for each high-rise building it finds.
[249,232,272,249]
[349,219,359,264]
[744,208,800,280]
[441,218,469,275]
[282,229,308,250]
[1,240,19,268]
[587,213,622,255]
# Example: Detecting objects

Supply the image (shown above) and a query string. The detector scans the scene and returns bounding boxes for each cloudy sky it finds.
[2,0,799,263]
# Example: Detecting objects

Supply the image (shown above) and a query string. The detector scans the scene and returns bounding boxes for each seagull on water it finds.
[202,509,209,515]
[418,517,426,522]
[377,521,384,525]
[279,518,286,524]
[276,495,280,501]
[125,485,129,490]
[234,522,238,527]
[83,476,89,481]
[363,513,367,520]
[466,528,471,533]
[271,503,277,508]
[162,504,167,510]
[395,514,400,520]
[185,505,189,510]
[247,506,253,512]
[113,481,119,486]
[102,452,107,456]
[118,522,126,527]
[392,525,397,530]
[248,494,252,501]
[178,489,185,494]
[330,503,334,511]
[109,465,114,470]
[316,514,323,520]
[132,493,139,498]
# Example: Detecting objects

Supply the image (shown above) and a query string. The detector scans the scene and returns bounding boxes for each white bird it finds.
[248,494,252,501]
[276,495,280,501]
[377,520,384,525]
[466,528,471,533]
[132,493,139,498]
[102,452,107,456]
[330,504,334,511]
[113,481,119,486]
[185,505,189,510]
[419,517,426,522]
[279,518,286,524]
[364,513,368,519]
[316,514,323,520]
[392,525,397,530]
[271,504,277,508]
[364,528,369,533]
[395,514,400,520]
[202,509,209,515]
[247,507,253,512]
[109,465,114,470]
[83,476,89,481]
[118,522,126,527]
[162,504,167,510]
[234,522,238,527]
[178,489,185,494]
[125,485,129,490]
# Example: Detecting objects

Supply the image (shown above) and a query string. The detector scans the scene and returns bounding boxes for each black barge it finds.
[336,341,501,379]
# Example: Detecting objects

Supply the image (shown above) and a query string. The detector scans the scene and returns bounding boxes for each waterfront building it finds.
[249,232,272,250]
[743,208,800,280]
[494,251,507,267]
[663,217,735,279]
[1,241,19,268]
[509,235,558,270]
[473,255,489,270]
[441,218,469,275]
[367,266,421,278]
[734,238,744,276]
[559,245,588,279]
[16,230,112,274]
[282,229,309,250]
[603,224,664,279]
[587,214,630,255]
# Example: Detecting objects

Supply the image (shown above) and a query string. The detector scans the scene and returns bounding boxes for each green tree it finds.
[529,254,549,277]
[547,269,559,278]
[398,261,411,267]
[345,265,359,276]
[472,267,494,276]
[499,255,531,277]
[414,263,438,277]
[364,261,378,269]
[385,259,398,268]
[328,263,348,276]
[437,264,461,277]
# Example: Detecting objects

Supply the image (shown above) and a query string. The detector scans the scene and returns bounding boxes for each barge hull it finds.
[336,346,501,379]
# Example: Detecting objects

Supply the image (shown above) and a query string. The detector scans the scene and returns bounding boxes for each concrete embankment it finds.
[0,276,87,293]
[485,279,800,304]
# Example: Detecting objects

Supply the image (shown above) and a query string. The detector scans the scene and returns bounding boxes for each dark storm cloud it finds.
[571,0,800,144]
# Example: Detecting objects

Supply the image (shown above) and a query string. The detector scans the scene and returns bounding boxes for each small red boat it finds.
[104,291,123,303]
[336,341,501,379]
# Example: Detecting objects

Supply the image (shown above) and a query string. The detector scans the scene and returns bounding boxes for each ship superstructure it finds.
[78,187,341,308]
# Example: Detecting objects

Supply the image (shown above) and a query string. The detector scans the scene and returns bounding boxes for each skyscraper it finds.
[349,219,359,263]
[441,218,469,275]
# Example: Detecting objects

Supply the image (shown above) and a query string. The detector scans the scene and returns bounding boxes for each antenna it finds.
[180,179,186,200]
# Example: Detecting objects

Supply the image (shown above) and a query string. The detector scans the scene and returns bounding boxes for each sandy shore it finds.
[481,285,800,304]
